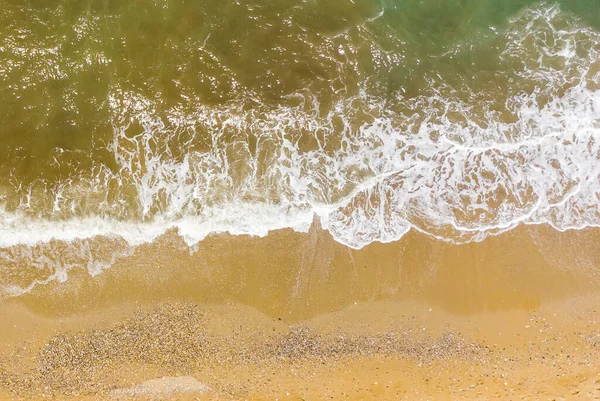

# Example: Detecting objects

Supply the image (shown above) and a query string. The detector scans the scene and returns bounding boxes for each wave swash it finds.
[1,3,599,295]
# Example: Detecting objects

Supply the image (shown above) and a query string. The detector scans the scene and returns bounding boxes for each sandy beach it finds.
[2,1,600,399]
[1,225,599,400]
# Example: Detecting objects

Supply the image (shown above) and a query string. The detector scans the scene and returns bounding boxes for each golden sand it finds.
[1,224,600,400]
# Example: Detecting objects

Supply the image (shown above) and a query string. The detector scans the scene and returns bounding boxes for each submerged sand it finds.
[1,224,600,400]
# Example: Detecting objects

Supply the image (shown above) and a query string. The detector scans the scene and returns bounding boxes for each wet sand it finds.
[1,224,600,400]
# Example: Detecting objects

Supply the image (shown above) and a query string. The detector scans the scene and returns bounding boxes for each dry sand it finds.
[0,224,599,400]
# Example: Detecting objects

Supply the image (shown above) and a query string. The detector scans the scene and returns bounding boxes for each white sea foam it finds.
[1,3,600,295]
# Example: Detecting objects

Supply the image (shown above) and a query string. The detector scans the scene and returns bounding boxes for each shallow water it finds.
[1,0,600,295]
